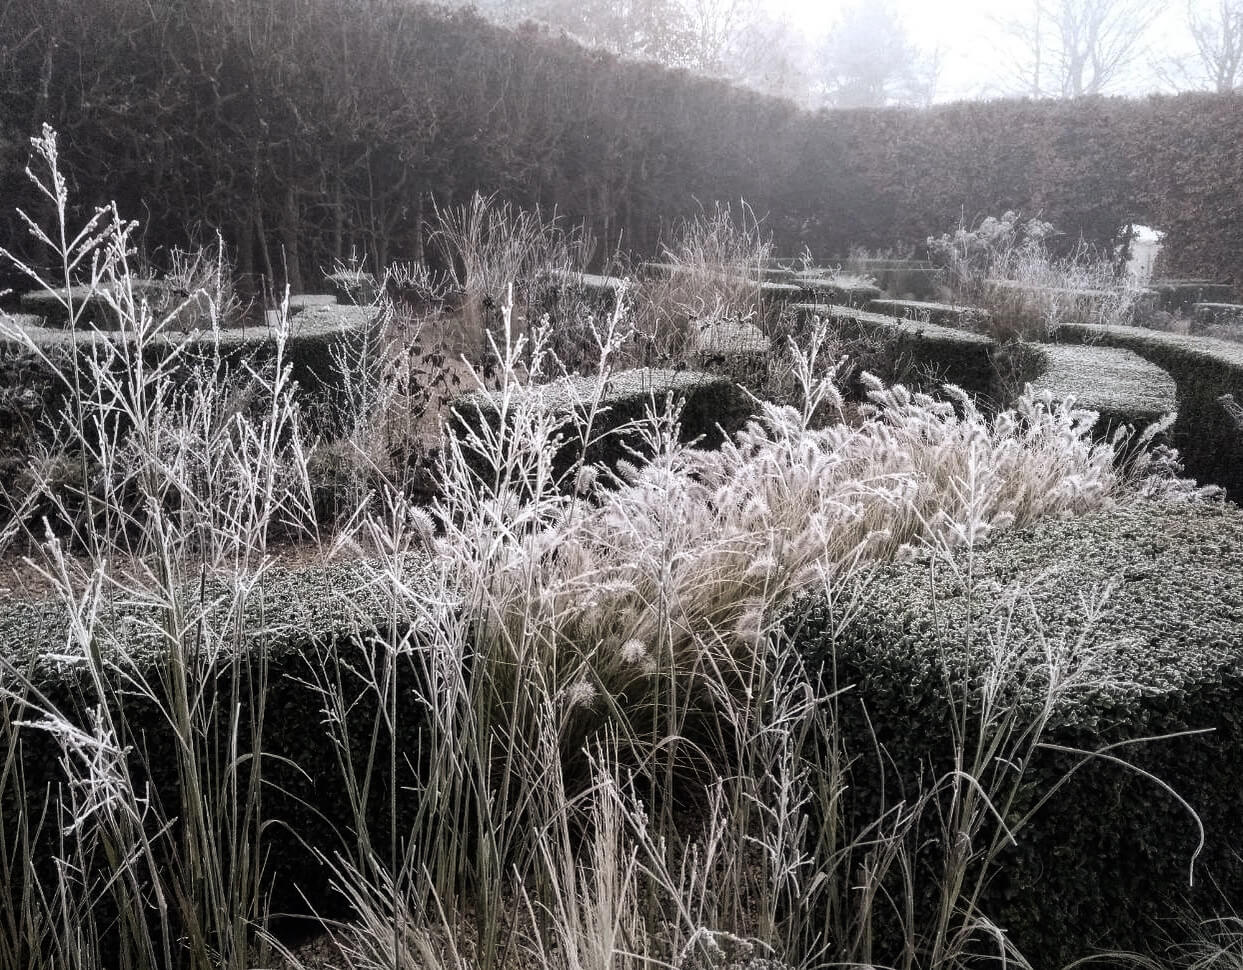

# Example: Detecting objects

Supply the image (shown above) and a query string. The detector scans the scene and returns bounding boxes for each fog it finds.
[469,0,1241,106]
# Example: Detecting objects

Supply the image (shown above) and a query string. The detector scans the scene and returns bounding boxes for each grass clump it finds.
[631,203,774,363]
[430,191,595,361]
[928,211,1153,340]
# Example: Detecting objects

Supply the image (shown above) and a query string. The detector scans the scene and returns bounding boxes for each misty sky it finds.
[778,0,1201,102]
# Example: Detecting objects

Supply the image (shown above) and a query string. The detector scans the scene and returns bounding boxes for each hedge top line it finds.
[0,304,378,350]
[792,302,993,346]
[1027,343,1178,424]
[1057,321,1243,371]
[0,554,434,688]
[452,365,736,420]
[797,498,1243,721]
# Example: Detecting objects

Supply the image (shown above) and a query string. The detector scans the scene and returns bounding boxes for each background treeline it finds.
[1,0,1240,295]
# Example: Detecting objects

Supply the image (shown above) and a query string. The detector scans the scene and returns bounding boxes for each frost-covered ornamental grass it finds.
[0,128,1222,970]
[928,211,1153,339]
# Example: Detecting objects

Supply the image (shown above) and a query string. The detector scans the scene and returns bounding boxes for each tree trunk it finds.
[255,204,276,306]
[281,183,303,294]
[332,179,344,264]
[236,215,254,295]
[413,195,425,263]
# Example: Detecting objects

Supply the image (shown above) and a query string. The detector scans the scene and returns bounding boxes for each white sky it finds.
[770,0,1199,102]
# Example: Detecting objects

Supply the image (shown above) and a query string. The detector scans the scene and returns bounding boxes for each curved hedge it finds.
[449,366,755,488]
[866,297,989,329]
[792,302,995,396]
[0,304,378,400]
[790,498,1243,967]
[1025,342,1178,434]
[1057,323,1243,497]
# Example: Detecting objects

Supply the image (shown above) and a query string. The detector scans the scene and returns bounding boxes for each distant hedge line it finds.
[0,0,1239,292]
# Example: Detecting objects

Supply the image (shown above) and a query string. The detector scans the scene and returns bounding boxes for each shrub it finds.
[791,498,1242,968]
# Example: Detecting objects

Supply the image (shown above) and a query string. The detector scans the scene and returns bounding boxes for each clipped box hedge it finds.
[285,292,339,313]
[325,268,380,304]
[0,304,378,404]
[551,270,626,308]
[448,366,755,488]
[1057,322,1243,497]
[794,276,883,307]
[19,280,174,330]
[845,259,941,300]
[0,555,435,921]
[1191,302,1243,327]
[533,270,629,321]
[792,302,995,397]
[984,279,1160,321]
[866,297,990,329]
[694,319,770,356]
[1148,280,1236,312]
[790,499,1243,968]
[1024,343,1178,434]
[758,280,803,305]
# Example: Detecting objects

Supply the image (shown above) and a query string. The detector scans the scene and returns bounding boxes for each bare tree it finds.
[812,1,939,108]
[1187,0,1243,90]
[456,0,696,65]
[725,11,818,104]
[1002,0,1162,97]
[679,0,759,75]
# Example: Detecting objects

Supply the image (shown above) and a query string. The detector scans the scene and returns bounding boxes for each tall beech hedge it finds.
[0,0,1240,292]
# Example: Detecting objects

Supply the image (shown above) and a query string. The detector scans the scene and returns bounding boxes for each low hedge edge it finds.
[788,498,1243,968]
[1056,322,1243,496]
